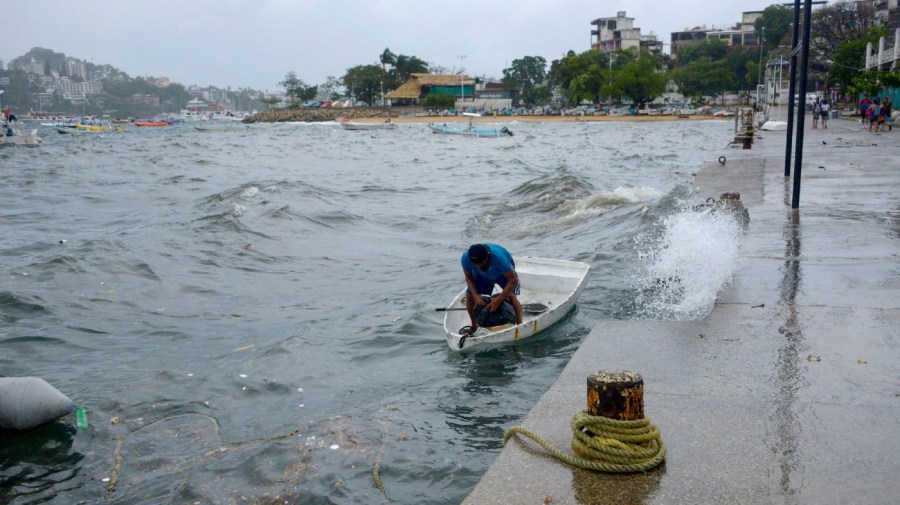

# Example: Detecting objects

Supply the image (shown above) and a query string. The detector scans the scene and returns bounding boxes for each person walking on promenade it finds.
[859,95,872,126]
[875,97,891,132]
[820,99,830,129]
[812,99,821,129]
[869,99,883,132]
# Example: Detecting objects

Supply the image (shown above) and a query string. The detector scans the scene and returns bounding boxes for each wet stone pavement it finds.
[463,118,900,505]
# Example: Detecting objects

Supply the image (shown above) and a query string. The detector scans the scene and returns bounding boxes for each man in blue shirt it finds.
[461,243,523,331]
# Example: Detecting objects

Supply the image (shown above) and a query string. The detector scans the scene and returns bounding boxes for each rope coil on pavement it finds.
[503,410,666,473]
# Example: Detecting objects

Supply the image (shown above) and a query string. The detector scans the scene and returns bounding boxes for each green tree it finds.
[260,95,280,109]
[379,48,397,73]
[671,59,733,100]
[342,64,387,105]
[421,91,456,109]
[811,0,885,58]
[612,50,667,106]
[389,54,428,88]
[676,39,729,66]
[828,27,888,91]
[320,76,343,100]
[278,72,317,106]
[279,71,302,106]
[502,56,547,105]
[754,5,793,48]
[549,49,609,104]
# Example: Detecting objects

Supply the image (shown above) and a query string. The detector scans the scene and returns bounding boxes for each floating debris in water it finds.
[239,374,247,378]
[807,354,821,362]
[330,444,339,450]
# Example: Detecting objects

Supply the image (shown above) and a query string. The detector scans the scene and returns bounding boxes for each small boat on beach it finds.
[429,123,513,137]
[440,256,590,351]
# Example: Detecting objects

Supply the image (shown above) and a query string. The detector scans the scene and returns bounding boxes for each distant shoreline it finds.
[244,107,732,124]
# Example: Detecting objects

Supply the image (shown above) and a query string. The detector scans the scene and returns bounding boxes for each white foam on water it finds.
[635,206,743,319]
[240,186,259,199]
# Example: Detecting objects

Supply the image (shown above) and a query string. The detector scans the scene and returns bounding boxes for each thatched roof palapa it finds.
[386,73,472,99]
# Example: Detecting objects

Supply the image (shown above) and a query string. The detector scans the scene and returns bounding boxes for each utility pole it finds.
[758,27,766,86]
[458,55,466,102]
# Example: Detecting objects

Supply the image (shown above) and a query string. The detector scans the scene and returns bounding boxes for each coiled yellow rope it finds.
[503,410,666,473]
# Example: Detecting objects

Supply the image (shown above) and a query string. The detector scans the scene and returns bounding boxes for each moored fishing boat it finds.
[339,121,397,131]
[440,256,590,351]
[429,122,513,137]
[134,121,169,127]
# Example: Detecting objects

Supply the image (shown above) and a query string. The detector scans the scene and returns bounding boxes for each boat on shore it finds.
[441,256,590,351]
[429,123,513,137]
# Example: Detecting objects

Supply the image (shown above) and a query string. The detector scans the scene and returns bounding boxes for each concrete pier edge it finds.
[463,117,899,505]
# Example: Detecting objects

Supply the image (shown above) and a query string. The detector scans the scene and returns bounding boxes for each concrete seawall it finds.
[463,118,899,504]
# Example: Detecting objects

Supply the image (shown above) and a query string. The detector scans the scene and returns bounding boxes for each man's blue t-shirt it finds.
[461,243,515,288]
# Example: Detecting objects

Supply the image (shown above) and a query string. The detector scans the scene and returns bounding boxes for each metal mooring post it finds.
[791,0,813,209]
[784,0,802,177]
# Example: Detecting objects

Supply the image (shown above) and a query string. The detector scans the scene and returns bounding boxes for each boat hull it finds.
[429,124,512,137]
[443,256,590,351]
[340,122,397,131]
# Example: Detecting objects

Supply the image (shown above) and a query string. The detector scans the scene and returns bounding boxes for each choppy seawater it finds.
[1,119,738,504]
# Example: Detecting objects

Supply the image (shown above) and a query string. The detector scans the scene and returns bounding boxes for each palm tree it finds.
[391,55,429,85]
[380,48,397,73]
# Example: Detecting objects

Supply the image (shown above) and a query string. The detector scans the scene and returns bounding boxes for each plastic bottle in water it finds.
[75,407,88,429]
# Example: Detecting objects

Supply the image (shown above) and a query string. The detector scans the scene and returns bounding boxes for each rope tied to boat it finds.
[503,410,666,473]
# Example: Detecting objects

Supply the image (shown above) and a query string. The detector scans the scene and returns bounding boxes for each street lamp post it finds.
[608,53,614,106]
[380,80,384,107]
[757,27,765,86]
[458,55,466,103]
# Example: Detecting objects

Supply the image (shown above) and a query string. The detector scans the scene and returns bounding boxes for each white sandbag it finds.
[0,377,75,430]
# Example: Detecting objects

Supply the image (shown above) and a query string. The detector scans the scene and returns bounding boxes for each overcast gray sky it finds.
[6,0,777,91]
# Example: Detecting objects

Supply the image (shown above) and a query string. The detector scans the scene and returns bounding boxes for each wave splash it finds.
[633,202,744,319]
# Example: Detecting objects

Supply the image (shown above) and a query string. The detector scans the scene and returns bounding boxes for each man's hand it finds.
[487,296,502,312]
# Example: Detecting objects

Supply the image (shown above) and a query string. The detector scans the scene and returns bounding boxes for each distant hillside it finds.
[2,47,265,117]
[10,47,129,81]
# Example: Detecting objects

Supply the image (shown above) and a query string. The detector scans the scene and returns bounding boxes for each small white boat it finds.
[340,121,397,131]
[441,256,590,351]
[760,120,788,131]
[1,124,42,146]
[429,123,513,137]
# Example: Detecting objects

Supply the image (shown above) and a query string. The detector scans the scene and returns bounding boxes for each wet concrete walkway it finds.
[463,119,899,504]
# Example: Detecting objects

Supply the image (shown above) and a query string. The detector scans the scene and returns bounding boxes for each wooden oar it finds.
[435,303,548,314]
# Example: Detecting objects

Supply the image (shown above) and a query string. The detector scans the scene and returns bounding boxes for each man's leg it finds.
[509,294,523,325]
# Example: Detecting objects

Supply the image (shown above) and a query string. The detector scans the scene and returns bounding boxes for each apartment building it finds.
[670,11,763,58]
[591,11,661,53]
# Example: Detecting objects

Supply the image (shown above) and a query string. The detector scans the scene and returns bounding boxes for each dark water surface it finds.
[1,120,734,504]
